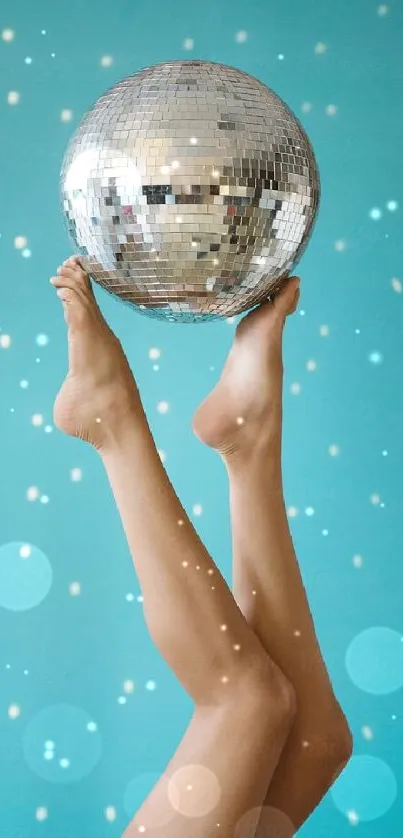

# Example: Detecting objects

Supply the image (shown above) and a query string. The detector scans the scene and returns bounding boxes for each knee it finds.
[328,713,353,776]
[238,653,297,733]
[309,710,353,782]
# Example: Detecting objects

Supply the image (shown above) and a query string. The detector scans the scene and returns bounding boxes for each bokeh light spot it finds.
[346,627,403,694]
[331,755,397,821]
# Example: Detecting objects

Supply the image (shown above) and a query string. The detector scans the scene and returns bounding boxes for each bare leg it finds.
[51,258,296,838]
[193,278,353,831]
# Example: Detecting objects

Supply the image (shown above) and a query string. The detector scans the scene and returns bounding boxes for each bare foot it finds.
[192,277,301,459]
[51,257,141,450]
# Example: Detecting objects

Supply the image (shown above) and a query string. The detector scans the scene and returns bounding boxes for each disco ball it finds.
[60,60,320,324]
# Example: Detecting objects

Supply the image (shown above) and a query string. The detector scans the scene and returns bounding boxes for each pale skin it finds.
[51,258,352,837]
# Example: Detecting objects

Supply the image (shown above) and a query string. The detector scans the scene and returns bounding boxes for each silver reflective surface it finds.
[60,60,320,323]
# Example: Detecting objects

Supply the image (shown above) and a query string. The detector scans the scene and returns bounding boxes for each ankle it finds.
[222,425,282,474]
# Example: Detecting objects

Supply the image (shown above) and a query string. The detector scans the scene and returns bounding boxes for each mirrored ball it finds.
[60,60,320,323]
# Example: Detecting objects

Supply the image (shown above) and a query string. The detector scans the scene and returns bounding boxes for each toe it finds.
[272,276,301,316]
[54,262,93,297]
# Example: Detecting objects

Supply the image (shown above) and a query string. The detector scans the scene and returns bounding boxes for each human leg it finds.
[193,279,353,830]
[51,259,295,837]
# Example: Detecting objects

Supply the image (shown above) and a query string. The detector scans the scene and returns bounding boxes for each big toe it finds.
[51,260,101,328]
[272,276,301,317]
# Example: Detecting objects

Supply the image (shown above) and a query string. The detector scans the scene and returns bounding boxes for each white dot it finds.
[277,53,285,60]
[40,495,49,504]
[123,679,135,694]
[36,333,49,346]
[36,807,48,822]
[329,444,340,457]
[14,235,27,249]
[378,4,389,15]
[189,137,198,145]
[236,416,244,425]
[146,680,156,691]
[314,42,327,54]
[320,324,330,336]
[69,581,81,596]
[235,30,248,42]
[22,248,31,258]
[193,504,203,516]
[220,624,227,632]
[334,239,347,251]
[27,486,40,501]
[305,507,315,517]
[7,91,20,105]
[290,382,301,395]
[386,200,398,211]
[100,55,113,67]
[306,359,317,371]
[25,56,32,64]
[391,277,402,293]
[2,28,15,42]
[288,506,299,518]
[325,104,338,116]
[352,554,364,568]
[70,467,82,482]
[369,207,382,220]
[301,102,312,113]
[8,704,21,719]
[370,493,381,505]
[362,725,374,740]
[59,758,70,769]
[347,810,360,826]
[157,401,169,414]
[60,109,73,122]
[20,544,32,559]
[148,347,161,360]
[32,413,44,427]
[226,316,236,324]
[369,351,383,365]
[0,334,11,348]
[105,806,117,822]
[126,593,134,602]
[87,721,97,732]
[183,38,194,50]
[117,696,127,705]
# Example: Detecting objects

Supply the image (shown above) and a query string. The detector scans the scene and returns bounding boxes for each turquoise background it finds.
[1,0,403,835]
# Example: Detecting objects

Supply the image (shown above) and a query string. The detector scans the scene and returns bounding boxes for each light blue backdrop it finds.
[1,0,402,835]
